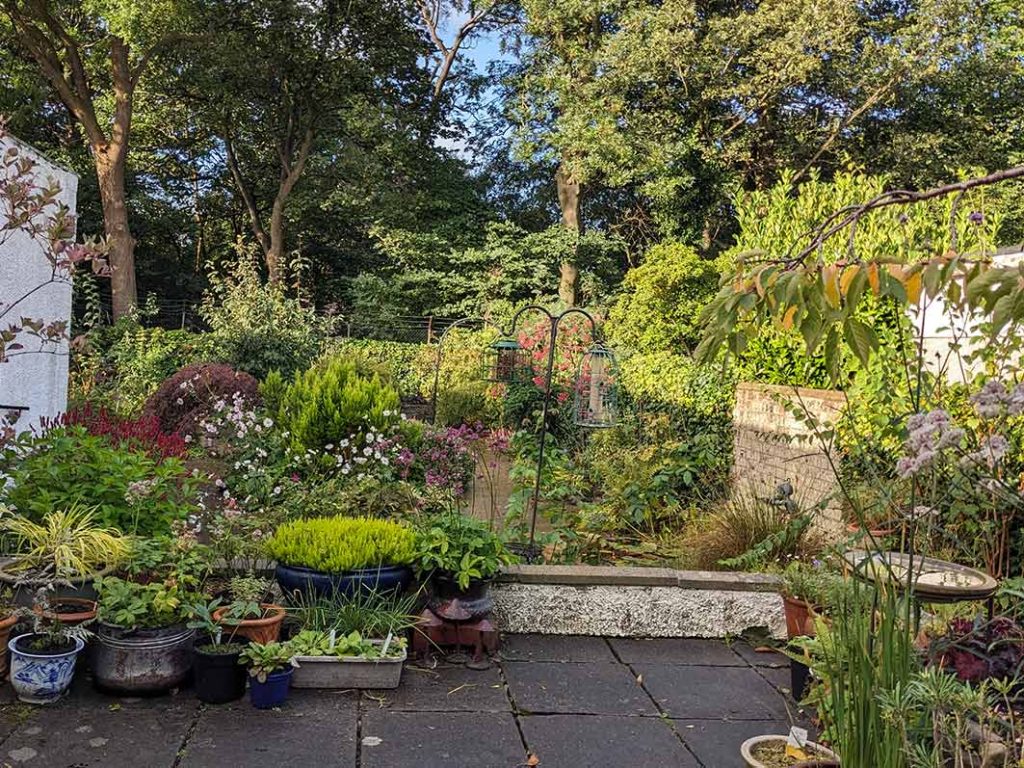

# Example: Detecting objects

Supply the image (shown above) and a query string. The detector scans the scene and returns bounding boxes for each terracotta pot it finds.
[0,614,17,678]
[212,604,286,645]
[33,597,98,626]
[845,522,896,538]
[782,595,818,638]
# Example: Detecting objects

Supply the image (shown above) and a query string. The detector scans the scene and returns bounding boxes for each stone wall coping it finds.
[735,381,847,404]
[497,564,781,593]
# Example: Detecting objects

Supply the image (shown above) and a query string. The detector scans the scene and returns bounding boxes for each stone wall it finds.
[0,136,78,435]
[731,382,846,537]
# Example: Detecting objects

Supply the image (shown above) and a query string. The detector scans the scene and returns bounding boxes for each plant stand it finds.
[412,608,499,669]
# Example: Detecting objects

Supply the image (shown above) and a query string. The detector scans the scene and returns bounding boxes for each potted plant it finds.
[210,575,285,644]
[740,734,839,767]
[0,587,18,678]
[780,561,838,639]
[92,575,198,694]
[240,641,297,709]
[188,600,249,704]
[0,505,129,606]
[413,511,515,621]
[289,629,407,689]
[7,588,90,704]
[266,516,416,600]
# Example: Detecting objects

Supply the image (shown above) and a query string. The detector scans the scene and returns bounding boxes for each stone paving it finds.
[0,635,812,768]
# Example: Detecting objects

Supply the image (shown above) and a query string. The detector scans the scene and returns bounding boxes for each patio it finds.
[0,635,808,768]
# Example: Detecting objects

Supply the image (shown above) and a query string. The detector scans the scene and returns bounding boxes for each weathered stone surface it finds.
[180,692,357,768]
[500,634,616,663]
[731,641,788,668]
[636,664,791,720]
[498,564,781,592]
[367,663,510,713]
[610,638,746,666]
[503,660,656,716]
[491,583,786,639]
[519,714,700,767]
[360,711,524,768]
[2,690,197,767]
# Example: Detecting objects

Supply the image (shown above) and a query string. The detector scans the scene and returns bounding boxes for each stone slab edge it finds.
[491,582,786,640]
[498,564,781,593]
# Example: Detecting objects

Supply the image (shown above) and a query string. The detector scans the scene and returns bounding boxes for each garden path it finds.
[0,636,810,768]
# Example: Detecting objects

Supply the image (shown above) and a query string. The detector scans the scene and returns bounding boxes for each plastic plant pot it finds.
[249,667,293,709]
[193,644,248,705]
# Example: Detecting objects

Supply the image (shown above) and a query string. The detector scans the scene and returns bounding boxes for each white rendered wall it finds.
[0,136,78,435]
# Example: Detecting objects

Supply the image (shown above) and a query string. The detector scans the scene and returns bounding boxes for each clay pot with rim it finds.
[845,521,897,539]
[782,595,818,639]
[211,604,286,644]
[32,597,98,627]
[0,613,17,677]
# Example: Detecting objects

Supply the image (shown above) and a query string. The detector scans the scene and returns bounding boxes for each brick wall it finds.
[731,383,847,538]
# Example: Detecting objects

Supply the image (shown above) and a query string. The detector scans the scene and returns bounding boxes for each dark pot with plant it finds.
[267,517,416,601]
[210,576,285,644]
[92,576,197,694]
[188,600,248,704]
[8,588,90,704]
[241,641,297,709]
[415,512,515,621]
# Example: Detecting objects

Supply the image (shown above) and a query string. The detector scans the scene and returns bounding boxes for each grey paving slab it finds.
[1,690,198,767]
[520,714,701,767]
[610,638,746,666]
[501,633,616,663]
[635,664,794,720]
[502,660,657,716]
[731,641,789,668]
[756,665,799,699]
[365,662,510,712]
[676,719,816,768]
[361,710,524,768]
[179,691,358,768]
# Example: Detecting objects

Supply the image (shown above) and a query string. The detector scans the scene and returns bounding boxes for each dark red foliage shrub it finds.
[59,404,188,459]
[929,616,1024,683]
[143,363,260,436]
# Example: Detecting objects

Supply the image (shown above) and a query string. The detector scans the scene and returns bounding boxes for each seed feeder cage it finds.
[485,337,525,383]
[573,344,618,428]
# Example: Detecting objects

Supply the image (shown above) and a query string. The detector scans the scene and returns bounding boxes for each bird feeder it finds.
[484,338,525,383]
[573,344,617,428]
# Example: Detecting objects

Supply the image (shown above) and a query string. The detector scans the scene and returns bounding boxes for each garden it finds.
[3,1,1024,766]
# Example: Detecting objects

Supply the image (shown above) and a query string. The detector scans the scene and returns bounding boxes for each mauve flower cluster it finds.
[896,409,964,478]
[420,423,486,495]
[970,379,1024,419]
[961,434,1009,471]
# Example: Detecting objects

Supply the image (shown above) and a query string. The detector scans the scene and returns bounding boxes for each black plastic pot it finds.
[426,575,494,621]
[91,623,195,694]
[274,563,413,601]
[193,643,247,704]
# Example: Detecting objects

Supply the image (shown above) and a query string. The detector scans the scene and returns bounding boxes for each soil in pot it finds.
[33,597,98,626]
[749,741,835,767]
[742,736,838,768]
[193,642,248,704]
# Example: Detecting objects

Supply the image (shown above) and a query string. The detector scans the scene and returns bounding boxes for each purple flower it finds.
[969,211,984,225]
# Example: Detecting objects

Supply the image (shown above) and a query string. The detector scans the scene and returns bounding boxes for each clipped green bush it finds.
[276,354,401,452]
[266,517,416,572]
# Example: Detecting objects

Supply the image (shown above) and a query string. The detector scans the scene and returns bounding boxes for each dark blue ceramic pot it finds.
[274,563,414,601]
[249,667,292,709]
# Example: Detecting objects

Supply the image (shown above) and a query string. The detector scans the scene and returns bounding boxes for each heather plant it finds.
[265,517,416,572]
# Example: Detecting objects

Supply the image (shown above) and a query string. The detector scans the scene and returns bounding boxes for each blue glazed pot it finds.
[274,563,413,601]
[8,633,85,705]
[249,667,293,709]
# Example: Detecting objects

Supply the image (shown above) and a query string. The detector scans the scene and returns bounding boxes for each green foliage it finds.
[287,588,418,638]
[266,517,416,572]
[287,630,405,659]
[0,426,197,536]
[718,515,814,571]
[779,560,843,606]
[275,353,401,453]
[413,511,515,589]
[200,252,337,380]
[238,640,297,682]
[326,339,429,398]
[95,576,197,630]
[607,242,719,354]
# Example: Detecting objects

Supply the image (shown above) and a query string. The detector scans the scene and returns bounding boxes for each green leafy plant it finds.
[287,629,405,659]
[187,599,247,651]
[0,504,129,581]
[265,517,415,572]
[95,576,197,630]
[286,587,418,638]
[779,560,842,607]
[414,511,515,589]
[239,640,297,682]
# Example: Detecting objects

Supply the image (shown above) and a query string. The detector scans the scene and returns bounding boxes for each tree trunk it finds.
[556,164,582,307]
[267,196,286,284]
[95,150,137,319]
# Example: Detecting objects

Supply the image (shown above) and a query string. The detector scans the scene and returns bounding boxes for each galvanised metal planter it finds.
[91,623,195,694]
[274,563,413,601]
[8,633,85,704]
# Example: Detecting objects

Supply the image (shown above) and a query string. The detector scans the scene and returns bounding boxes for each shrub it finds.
[200,250,336,380]
[95,576,197,629]
[143,362,260,436]
[413,511,514,589]
[0,426,198,536]
[59,404,188,459]
[326,338,428,397]
[607,242,720,354]
[265,517,416,572]
[276,354,401,453]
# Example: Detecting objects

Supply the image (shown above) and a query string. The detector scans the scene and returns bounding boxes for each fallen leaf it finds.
[636,674,643,685]
[526,753,540,766]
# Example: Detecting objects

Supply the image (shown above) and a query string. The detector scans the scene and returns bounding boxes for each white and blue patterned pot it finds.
[8,633,85,704]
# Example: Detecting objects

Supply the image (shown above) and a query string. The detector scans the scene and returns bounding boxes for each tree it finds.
[1,0,192,318]
[190,0,431,284]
